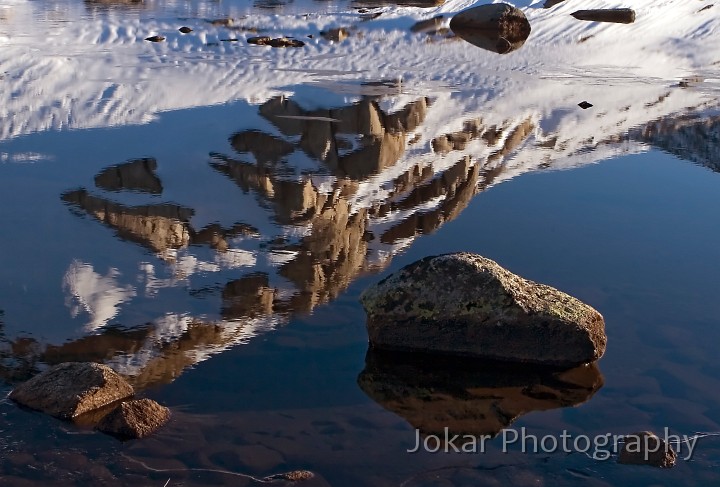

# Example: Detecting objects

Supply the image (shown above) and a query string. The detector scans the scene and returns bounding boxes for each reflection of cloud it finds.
[62,260,136,332]
[171,255,221,277]
[0,152,54,163]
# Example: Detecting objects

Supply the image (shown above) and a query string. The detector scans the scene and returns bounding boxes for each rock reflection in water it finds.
[358,350,603,438]
[83,0,145,12]
[450,4,532,54]
[353,0,445,8]
[61,189,258,255]
[94,157,163,194]
[61,189,193,253]
[629,115,720,172]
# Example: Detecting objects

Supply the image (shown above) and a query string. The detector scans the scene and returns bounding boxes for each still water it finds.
[1,0,720,485]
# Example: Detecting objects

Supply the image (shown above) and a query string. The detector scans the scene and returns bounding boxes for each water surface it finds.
[1,0,720,485]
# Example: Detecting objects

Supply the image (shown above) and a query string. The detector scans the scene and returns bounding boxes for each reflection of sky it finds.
[62,260,136,332]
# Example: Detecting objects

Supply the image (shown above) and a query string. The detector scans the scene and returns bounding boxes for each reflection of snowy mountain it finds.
[1,0,720,386]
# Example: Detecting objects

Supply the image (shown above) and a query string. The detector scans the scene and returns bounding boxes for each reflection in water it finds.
[61,189,258,255]
[39,91,504,387]
[450,4,532,54]
[83,0,146,14]
[358,350,603,438]
[252,94,430,179]
[61,189,194,253]
[94,158,163,194]
[543,0,567,8]
[63,260,137,332]
[0,311,39,383]
[222,272,276,319]
[353,0,445,8]
[3,83,719,390]
[629,115,720,172]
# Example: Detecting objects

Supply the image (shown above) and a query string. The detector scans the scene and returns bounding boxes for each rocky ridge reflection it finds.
[0,88,489,387]
[3,84,720,389]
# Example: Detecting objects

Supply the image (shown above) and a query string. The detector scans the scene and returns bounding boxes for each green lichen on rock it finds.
[360,253,606,367]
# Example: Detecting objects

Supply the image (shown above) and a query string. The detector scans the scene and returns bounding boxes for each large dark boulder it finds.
[9,362,133,418]
[450,3,531,54]
[97,398,170,439]
[360,253,606,367]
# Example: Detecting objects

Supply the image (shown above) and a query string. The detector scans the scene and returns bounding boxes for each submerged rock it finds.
[360,253,606,367]
[619,431,677,468]
[97,398,170,439]
[263,470,315,482]
[571,9,636,24]
[358,350,603,437]
[9,362,134,419]
[450,3,531,54]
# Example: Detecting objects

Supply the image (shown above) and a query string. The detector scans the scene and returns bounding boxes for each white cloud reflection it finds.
[63,260,136,332]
